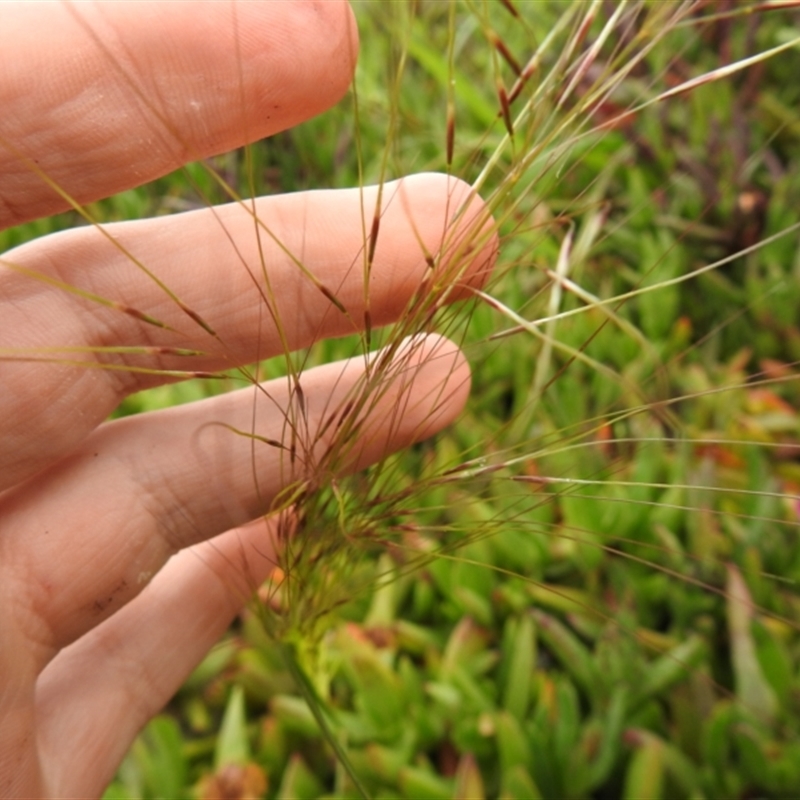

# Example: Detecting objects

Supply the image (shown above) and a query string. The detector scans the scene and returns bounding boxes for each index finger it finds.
[0,0,358,228]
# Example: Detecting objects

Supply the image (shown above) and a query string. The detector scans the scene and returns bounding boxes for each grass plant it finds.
[3,1,800,798]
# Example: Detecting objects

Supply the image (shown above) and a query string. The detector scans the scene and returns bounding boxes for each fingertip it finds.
[438,175,500,297]
[350,333,471,472]
[244,0,359,129]
[400,332,472,439]
[386,172,499,300]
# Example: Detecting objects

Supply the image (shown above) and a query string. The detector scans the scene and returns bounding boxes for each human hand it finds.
[0,2,496,797]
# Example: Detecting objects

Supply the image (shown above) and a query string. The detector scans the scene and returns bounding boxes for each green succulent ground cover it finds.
[5,3,800,799]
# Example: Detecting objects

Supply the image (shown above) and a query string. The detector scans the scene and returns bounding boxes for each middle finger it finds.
[1,174,495,491]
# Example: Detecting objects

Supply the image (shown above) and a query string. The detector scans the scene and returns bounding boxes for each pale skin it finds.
[0,2,497,797]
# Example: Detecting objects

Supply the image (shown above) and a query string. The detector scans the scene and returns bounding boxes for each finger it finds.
[1,174,496,490]
[0,0,358,228]
[4,334,470,661]
[0,623,40,797]
[35,520,278,799]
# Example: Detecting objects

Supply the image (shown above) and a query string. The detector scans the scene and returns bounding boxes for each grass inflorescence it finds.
[3,1,800,798]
